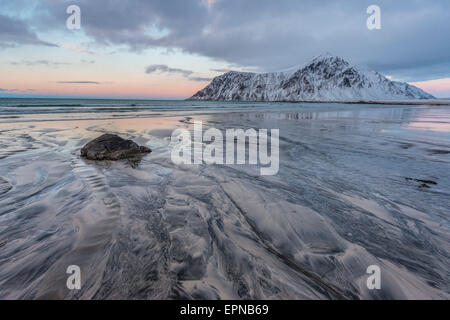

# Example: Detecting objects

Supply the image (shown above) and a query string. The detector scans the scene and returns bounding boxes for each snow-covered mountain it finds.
[189,54,434,102]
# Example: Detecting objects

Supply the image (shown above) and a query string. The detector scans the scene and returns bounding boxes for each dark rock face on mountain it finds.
[81,134,151,161]
[190,54,435,102]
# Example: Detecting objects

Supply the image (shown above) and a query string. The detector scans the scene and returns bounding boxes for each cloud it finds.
[189,77,213,82]
[61,43,101,56]
[203,0,216,9]
[145,64,193,77]
[0,13,56,48]
[10,60,71,67]
[57,81,101,84]
[0,88,35,93]
[15,0,450,81]
[145,64,210,81]
[10,59,96,68]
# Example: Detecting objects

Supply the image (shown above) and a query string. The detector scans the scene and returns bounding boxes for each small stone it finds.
[81,134,151,161]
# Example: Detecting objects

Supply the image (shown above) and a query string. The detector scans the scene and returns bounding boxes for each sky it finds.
[1,0,450,99]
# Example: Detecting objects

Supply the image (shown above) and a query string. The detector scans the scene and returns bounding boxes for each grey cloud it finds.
[0,88,32,93]
[25,0,450,81]
[10,60,70,67]
[0,14,56,48]
[145,64,209,82]
[10,59,96,68]
[145,64,193,77]
[189,77,213,82]
[57,81,101,84]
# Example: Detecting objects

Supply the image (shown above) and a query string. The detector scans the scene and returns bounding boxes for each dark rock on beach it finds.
[405,177,438,189]
[81,134,151,161]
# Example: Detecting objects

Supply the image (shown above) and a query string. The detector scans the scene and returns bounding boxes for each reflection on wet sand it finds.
[0,103,449,299]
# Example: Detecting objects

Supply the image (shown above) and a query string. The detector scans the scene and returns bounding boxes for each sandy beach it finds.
[0,102,449,299]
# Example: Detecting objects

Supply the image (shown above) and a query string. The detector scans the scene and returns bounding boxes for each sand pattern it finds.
[0,103,449,299]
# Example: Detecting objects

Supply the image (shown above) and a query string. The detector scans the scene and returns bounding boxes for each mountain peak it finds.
[312,52,335,60]
[308,53,349,66]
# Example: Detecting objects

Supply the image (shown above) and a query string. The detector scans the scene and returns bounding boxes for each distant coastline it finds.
[186,98,450,106]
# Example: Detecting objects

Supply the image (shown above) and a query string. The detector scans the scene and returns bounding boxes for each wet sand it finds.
[0,104,449,299]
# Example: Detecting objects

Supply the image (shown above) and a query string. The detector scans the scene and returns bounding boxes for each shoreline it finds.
[187,98,450,106]
[2,99,450,125]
